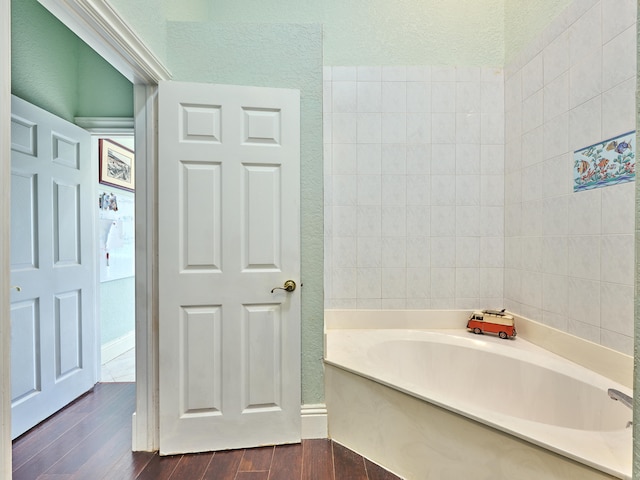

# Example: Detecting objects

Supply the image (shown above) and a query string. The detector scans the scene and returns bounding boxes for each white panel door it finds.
[10,96,96,439]
[158,81,301,455]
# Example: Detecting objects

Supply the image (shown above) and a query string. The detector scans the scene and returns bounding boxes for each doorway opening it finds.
[3,0,172,458]
[9,0,136,439]
[94,134,135,383]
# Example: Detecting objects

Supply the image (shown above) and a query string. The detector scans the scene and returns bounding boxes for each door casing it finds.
[0,0,171,463]
[1,0,13,476]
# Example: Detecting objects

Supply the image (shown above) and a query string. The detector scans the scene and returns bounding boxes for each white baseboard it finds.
[101,331,135,364]
[301,404,328,439]
[131,412,138,450]
[132,407,328,452]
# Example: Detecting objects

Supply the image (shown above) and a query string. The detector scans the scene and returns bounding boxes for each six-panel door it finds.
[10,96,96,439]
[158,81,301,454]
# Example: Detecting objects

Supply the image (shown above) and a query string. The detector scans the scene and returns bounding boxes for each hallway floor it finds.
[12,383,401,479]
[101,347,135,382]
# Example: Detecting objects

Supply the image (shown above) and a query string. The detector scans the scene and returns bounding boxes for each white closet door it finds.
[10,95,96,439]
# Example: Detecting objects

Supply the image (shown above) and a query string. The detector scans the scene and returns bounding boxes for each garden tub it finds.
[325,325,632,479]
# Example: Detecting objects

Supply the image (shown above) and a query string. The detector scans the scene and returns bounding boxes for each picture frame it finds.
[99,138,135,192]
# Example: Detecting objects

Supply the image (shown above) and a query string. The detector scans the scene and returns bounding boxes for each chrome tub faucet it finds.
[608,388,633,410]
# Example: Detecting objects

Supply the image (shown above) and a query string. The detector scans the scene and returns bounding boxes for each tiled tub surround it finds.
[324,65,505,311]
[325,310,633,479]
[503,0,637,355]
[323,1,637,357]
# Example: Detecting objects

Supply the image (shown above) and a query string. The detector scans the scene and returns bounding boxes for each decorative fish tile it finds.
[573,131,635,192]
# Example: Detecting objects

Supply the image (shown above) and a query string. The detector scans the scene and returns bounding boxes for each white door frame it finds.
[1,0,13,476]
[0,0,171,465]
[37,0,172,452]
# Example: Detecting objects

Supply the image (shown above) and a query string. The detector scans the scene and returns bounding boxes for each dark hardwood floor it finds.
[12,383,401,479]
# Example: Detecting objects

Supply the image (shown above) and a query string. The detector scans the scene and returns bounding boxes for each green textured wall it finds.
[186,0,504,65]
[167,22,324,404]
[323,0,504,65]
[12,0,133,122]
[109,0,168,64]
[100,277,135,345]
[12,0,79,122]
[203,0,321,23]
[76,42,134,118]
[161,0,211,22]
[504,0,571,62]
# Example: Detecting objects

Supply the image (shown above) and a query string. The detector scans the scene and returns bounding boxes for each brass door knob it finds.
[271,280,296,293]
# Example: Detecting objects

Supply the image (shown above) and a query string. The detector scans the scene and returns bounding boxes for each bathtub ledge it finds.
[324,309,632,388]
[324,323,632,479]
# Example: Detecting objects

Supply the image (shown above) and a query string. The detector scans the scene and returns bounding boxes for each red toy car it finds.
[467,309,516,339]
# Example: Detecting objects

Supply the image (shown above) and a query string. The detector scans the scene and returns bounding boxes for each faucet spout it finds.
[608,388,633,410]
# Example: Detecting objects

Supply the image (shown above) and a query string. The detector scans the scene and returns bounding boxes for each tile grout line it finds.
[233,450,246,480]
[300,440,305,480]
[331,440,337,480]
[199,451,215,480]
[270,444,276,474]
[362,454,370,480]
[165,454,183,480]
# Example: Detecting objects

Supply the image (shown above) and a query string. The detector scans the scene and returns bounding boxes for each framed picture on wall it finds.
[99,138,135,192]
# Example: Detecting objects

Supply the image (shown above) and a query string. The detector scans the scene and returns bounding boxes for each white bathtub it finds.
[325,325,632,479]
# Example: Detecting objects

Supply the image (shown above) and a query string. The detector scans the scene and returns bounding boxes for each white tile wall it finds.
[325,65,504,310]
[323,0,635,357]
[504,0,636,355]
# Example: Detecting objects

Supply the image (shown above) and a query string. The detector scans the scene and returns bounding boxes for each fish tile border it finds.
[573,131,635,192]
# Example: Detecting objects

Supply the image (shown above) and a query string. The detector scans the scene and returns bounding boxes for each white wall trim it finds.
[101,330,135,364]
[75,116,134,133]
[1,0,12,475]
[301,404,328,439]
[132,84,159,452]
[30,0,166,453]
[37,0,171,84]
